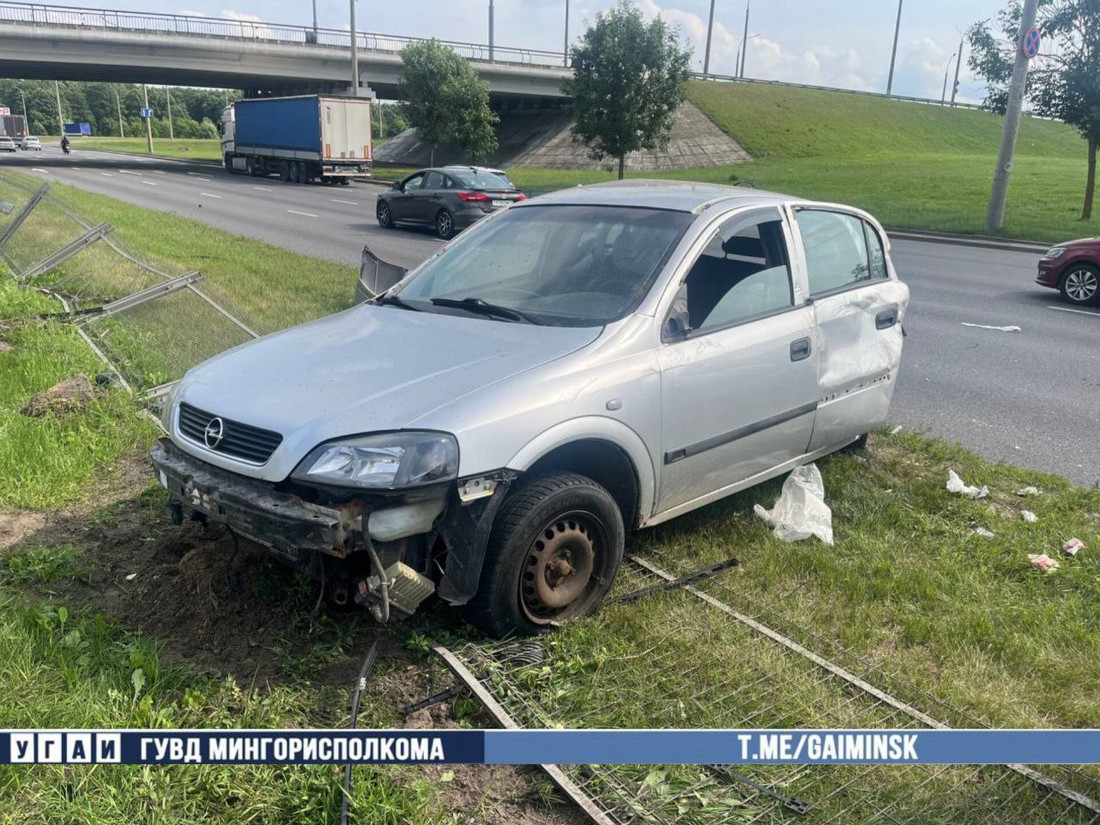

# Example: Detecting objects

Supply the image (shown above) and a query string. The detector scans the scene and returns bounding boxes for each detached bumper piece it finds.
[150,437,360,562]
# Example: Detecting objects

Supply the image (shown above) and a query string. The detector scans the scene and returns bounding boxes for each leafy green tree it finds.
[398,39,499,164]
[970,0,1100,219]
[564,1,692,179]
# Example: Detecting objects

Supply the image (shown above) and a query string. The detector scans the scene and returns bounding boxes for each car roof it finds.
[519,179,796,213]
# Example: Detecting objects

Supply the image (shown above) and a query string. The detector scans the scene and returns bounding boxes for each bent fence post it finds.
[19,223,113,281]
[0,184,49,252]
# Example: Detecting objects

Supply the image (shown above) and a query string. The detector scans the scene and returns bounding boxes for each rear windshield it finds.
[449,169,514,190]
[395,204,693,327]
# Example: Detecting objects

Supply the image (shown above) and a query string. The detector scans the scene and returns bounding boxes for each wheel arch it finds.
[507,418,656,528]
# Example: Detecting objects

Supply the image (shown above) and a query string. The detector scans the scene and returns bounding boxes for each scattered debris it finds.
[1028,553,1060,573]
[1016,486,1040,497]
[1063,538,1087,557]
[124,573,137,581]
[890,425,903,435]
[21,374,97,418]
[610,556,739,604]
[1021,510,1038,523]
[974,527,995,538]
[753,463,834,545]
[946,470,988,499]
[961,323,1022,332]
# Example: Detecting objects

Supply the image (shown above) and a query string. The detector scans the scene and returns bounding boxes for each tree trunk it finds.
[1084,138,1097,221]
[429,145,435,167]
[617,155,625,180]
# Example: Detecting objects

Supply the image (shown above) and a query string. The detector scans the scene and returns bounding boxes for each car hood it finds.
[171,304,601,480]
[1056,237,1100,249]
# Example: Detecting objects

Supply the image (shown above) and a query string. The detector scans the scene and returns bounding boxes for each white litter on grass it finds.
[961,323,1022,332]
[1021,510,1038,523]
[125,573,137,581]
[946,470,988,499]
[1016,486,1040,497]
[1063,538,1087,556]
[753,463,834,545]
[974,527,995,538]
[890,425,903,435]
[1028,553,1060,573]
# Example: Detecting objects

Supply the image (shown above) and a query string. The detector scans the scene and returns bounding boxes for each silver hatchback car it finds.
[152,181,908,637]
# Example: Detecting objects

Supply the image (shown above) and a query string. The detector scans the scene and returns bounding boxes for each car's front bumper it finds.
[1036,258,1063,288]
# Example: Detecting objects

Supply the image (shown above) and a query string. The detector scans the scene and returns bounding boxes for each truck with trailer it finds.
[0,114,27,138]
[221,95,372,185]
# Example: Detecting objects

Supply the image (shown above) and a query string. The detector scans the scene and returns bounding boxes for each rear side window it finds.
[422,172,445,190]
[797,210,886,295]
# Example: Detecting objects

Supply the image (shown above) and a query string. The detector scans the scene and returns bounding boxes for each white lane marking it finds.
[199,192,221,199]
[1048,305,1100,318]
[153,170,166,175]
[286,209,318,217]
[141,180,158,186]
[31,167,48,173]
[100,172,114,177]
[118,169,141,176]
[187,172,213,181]
[331,198,358,205]
[252,186,272,191]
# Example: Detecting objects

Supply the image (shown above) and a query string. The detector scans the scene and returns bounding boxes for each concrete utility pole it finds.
[165,86,174,140]
[142,83,154,154]
[563,0,569,67]
[950,30,965,106]
[489,0,495,62]
[986,0,1039,232]
[703,0,716,75]
[18,86,28,130]
[349,0,360,95]
[941,52,956,104]
[886,0,903,95]
[739,0,750,78]
[54,80,63,137]
[115,87,124,137]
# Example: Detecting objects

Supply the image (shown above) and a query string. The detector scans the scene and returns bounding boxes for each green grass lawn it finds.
[76,137,223,162]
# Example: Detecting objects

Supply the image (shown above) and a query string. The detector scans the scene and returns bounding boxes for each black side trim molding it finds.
[664,401,819,465]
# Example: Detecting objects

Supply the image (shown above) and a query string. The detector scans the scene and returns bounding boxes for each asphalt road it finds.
[4,146,1098,484]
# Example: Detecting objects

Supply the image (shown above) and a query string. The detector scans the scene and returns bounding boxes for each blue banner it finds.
[3,730,1100,765]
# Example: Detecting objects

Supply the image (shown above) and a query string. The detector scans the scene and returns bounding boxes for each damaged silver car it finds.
[151,180,908,637]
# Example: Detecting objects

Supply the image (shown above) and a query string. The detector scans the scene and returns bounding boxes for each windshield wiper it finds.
[373,293,421,311]
[429,297,539,324]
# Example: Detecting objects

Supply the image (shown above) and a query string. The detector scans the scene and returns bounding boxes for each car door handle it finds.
[790,337,812,362]
[876,304,899,330]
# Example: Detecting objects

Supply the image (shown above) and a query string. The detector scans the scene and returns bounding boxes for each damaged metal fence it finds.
[0,172,258,405]
[435,555,1100,825]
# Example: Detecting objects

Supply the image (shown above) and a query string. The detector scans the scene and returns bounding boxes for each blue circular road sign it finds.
[1022,26,1041,59]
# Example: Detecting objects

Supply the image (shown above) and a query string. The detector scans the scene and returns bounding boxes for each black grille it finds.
[177,403,283,464]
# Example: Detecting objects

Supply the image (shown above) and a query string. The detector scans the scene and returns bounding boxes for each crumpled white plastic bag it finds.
[753,464,834,545]
[946,470,988,499]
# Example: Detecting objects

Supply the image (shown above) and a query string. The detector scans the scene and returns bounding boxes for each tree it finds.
[970,0,1100,219]
[398,39,499,164]
[563,1,692,179]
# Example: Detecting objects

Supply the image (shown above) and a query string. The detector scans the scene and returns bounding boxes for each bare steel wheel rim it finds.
[520,511,604,624]
[1065,268,1098,302]
[438,211,453,236]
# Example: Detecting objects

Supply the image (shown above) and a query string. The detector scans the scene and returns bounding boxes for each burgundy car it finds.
[1037,238,1100,306]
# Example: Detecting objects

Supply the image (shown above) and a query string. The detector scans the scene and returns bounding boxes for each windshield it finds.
[394,205,693,327]
[449,169,514,190]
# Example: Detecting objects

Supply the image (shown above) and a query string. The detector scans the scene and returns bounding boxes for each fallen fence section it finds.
[0,172,259,408]
[438,556,1100,825]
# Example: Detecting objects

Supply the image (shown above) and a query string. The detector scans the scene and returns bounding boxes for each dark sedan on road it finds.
[376,166,526,239]
[1037,238,1100,306]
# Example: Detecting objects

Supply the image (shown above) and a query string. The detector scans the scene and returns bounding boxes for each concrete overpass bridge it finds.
[0,1,571,102]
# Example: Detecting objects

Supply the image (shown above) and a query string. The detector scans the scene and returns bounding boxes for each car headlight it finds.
[293,432,459,489]
[1044,247,1067,259]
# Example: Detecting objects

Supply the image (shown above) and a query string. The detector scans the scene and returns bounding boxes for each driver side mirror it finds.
[664,295,692,341]
[392,181,403,191]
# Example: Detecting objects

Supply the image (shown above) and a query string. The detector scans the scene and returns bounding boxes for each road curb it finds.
[885,227,1050,254]
[72,145,222,166]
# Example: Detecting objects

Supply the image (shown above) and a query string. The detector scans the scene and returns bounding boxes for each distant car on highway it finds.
[1037,239,1100,306]
[0,136,16,153]
[376,166,527,239]
[18,136,40,150]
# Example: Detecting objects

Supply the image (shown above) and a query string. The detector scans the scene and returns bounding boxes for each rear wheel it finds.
[436,209,456,239]
[223,153,235,173]
[1060,263,1100,306]
[465,472,624,638]
[376,200,393,228]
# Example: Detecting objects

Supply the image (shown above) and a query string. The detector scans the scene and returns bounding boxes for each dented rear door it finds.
[790,208,909,452]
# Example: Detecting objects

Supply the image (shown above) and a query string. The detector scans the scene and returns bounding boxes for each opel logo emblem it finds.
[203,417,225,449]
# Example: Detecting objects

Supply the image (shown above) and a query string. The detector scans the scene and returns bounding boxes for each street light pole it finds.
[886,0,903,95]
[311,0,318,39]
[18,86,28,131]
[941,53,956,104]
[950,31,965,106]
[54,80,64,138]
[165,86,174,140]
[142,83,154,154]
[115,87,125,137]
[986,0,1040,232]
[739,0,750,78]
[488,0,495,62]
[349,0,360,95]
[703,0,716,75]
[563,0,569,67]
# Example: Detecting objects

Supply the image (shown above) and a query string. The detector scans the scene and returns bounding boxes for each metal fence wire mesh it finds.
[0,172,258,394]
[445,556,1100,825]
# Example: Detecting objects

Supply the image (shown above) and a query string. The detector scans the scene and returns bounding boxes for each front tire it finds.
[376,200,393,228]
[1060,263,1100,306]
[465,472,624,638]
[436,209,456,239]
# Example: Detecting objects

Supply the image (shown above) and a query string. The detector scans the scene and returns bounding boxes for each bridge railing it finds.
[0,1,569,68]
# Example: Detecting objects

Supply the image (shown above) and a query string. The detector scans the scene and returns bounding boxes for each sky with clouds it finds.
[117,0,1009,102]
